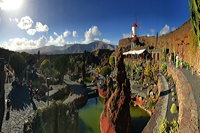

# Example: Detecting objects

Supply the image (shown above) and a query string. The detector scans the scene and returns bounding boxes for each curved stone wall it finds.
[167,64,199,133]
[142,74,166,133]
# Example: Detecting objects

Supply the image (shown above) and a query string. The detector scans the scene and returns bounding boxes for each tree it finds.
[40,59,54,77]
[54,56,69,83]
[109,56,115,67]
[9,53,27,81]
[100,66,112,77]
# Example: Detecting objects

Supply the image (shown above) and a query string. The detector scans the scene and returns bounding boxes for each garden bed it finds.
[165,74,178,122]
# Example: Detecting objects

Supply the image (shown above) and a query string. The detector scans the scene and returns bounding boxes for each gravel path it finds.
[181,69,200,129]
[2,84,46,133]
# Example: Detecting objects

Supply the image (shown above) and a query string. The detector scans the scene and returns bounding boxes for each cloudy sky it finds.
[0,0,190,51]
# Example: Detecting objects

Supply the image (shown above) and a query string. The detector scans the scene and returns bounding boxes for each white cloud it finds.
[171,27,176,31]
[27,29,37,36]
[63,30,71,38]
[102,39,111,44]
[17,16,33,30]
[160,24,170,35]
[83,26,101,44]
[48,35,65,46]
[35,22,49,32]
[122,33,130,38]
[54,32,58,36]
[72,31,78,37]
[1,36,47,51]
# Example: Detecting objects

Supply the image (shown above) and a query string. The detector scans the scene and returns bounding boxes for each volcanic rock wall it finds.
[100,49,131,133]
[119,20,200,74]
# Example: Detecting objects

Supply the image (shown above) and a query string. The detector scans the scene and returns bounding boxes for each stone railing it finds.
[167,64,199,133]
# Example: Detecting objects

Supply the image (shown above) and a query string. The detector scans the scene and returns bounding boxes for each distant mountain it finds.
[22,41,117,54]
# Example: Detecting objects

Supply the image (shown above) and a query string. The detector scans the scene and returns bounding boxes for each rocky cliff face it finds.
[100,49,131,133]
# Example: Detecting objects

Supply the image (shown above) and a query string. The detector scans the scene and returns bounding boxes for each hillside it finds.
[0,47,14,63]
[23,41,117,55]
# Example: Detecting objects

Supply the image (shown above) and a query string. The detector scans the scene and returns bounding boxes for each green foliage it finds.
[159,119,170,133]
[135,66,142,76]
[189,0,200,47]
[54,56,69,81]
[109,56,115,67]
[170,119,179,133]
[9,53,27,80]
[190,30,198,62]
[40,59,51,69]
[160,57,165,62]
[100,65,112,77]
[170,103,178,114]
[161,63,167,72]
[159,119,179,133]
[32,101,77,133]
[171,92,175,96]
[144,61,153,78]
[84,76,94,84]
[166,73,172,81]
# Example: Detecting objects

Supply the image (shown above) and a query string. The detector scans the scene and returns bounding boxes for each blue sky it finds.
[0,0,190,50]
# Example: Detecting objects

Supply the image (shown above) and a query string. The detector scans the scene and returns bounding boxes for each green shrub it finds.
[84,76,93,84]
[100,66,112,77]
[109,56,115,67]
[171,92,175,96]
[159,119,179,133]
[159,119,170,133]
[161,63,167,71]
[170,119,179,133]
[160,57,165,62]
[135,66,142,75]
[170,103,178,114]
[9,53,27,80]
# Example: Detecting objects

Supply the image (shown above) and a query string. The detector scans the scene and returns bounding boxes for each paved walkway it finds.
[153,74,169,132]
[143,74,169,133]
[2,84,46,133]
[181,69,200,130]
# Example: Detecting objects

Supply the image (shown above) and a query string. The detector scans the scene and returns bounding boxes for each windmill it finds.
[131,15,142,38]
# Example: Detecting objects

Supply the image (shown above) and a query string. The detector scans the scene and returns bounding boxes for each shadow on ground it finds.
[160,89,171,97]
[7,85,34,111]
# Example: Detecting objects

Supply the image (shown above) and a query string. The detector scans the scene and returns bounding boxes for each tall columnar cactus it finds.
[189,0,200,46]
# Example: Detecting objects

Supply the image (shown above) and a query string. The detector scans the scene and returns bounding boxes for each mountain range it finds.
[22,41,117,54]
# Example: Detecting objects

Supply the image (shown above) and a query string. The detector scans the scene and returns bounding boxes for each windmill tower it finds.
[131,23,139,49]
[131,24,138,38]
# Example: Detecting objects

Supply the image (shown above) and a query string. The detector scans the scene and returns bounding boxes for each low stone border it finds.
[142,74,169,133]
[167,64,199,133]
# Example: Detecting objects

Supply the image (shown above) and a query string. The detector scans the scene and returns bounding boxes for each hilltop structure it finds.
[122,23,161,61]
[119,20,200,75]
